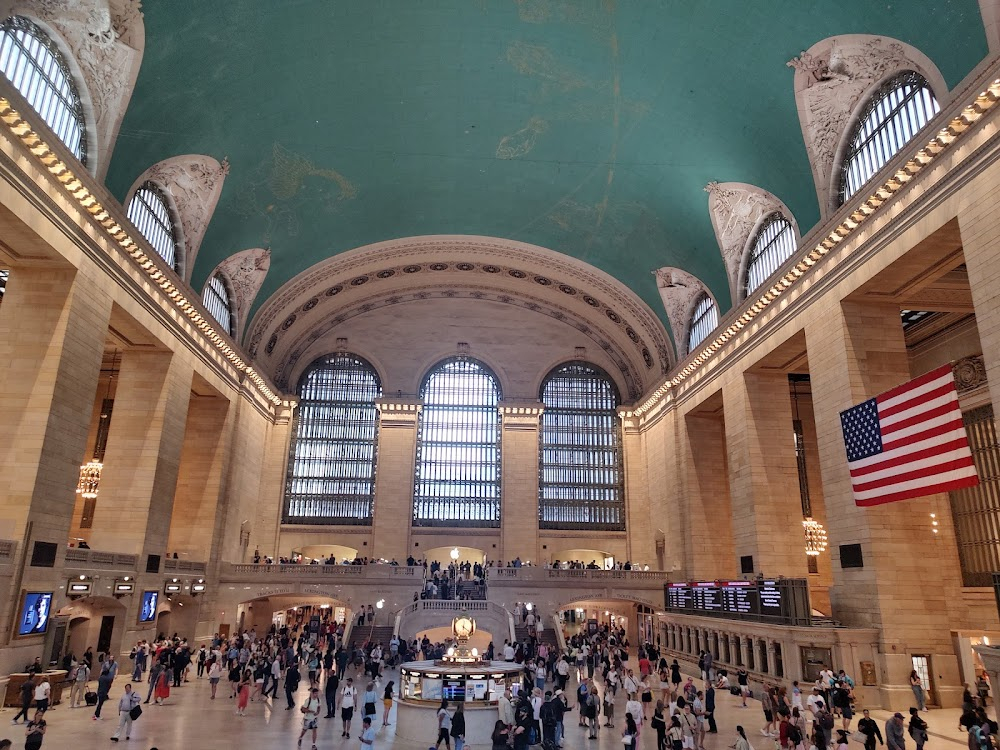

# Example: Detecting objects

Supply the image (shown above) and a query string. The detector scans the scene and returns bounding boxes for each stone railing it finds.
[223,562,423,581]
[64,547,138,570]
[399,599,515,641]
[164,559,208,574]
[488,566,669,585]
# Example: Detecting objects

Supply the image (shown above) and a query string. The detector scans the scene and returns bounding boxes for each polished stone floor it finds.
[0,663,980,750]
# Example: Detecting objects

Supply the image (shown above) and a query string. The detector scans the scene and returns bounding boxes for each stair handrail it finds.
[551,614,567,653]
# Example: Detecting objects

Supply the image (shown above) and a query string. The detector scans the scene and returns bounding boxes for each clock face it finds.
[454,616,474,638]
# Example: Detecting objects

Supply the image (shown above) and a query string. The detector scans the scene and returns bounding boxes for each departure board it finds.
[663,578,810,626]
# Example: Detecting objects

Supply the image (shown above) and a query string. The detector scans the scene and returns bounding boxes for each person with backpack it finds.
[110,683,141,742]
[817,704,836,749]
[69,660,90,708]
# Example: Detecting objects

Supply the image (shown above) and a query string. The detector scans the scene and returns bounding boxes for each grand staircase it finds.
[514,624,559,648]
[348,625,394,649]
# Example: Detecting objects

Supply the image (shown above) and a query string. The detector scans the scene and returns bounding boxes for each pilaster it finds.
[499,401,543,562]
[372,398,422,561]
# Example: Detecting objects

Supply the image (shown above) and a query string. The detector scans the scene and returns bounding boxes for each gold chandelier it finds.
[803,517,828,556]
[76,460,103,499]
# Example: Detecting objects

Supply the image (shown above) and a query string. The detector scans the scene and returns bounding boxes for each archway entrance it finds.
[550,548,614,568]
[237,594,351,637]
[423,545,485,568]
[415,626,493,656]
[56,596,128,661]
[290,544,359,563]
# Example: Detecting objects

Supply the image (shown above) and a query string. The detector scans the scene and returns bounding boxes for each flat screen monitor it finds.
[18,592,52,636]
[139,591,158,623]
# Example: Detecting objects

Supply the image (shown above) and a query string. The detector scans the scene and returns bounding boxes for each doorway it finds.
[912,654,936,706]
[97,615,115,655]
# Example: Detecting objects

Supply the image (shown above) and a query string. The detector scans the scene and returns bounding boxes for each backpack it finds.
[541,701,556,726]
[788,724,802,745]
[819,711,835,731]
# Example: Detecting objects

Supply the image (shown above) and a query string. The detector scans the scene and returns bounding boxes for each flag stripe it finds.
[854,471,980,506]
[880,398,960,437]
[851,451,975,491]
[849,436,972,478]
[878,381,956,420]
[876,364,953,406]
[880,418,966,454]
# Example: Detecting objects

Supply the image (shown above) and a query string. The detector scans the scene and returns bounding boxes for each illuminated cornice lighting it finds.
[0,97,282,407]
[629,76,1000,420]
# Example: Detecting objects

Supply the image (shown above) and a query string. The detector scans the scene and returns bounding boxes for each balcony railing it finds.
[164,559,207,574]
[224,563,423,580]
[488,566,669,584]
[64,547,138,570]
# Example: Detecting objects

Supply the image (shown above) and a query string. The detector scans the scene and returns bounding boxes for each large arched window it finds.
[127,181,180,271]
[202,273,234,336]
[283,353,382,525]
[687,294,718,353]
[539,362,624,530]
[744,213,797,297]
[0,16,87,162]
[839,71,939,204]
[414,357,501,527]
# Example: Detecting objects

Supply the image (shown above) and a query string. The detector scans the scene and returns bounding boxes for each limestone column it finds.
[724,372,808,578]
[767,641,777,676]
[87,350,193,559]
[739,637,749,668]
[0,267,112,546]
[244,398,295,564]
[499,401,542,562]
[621,412,655,564]
[681,412,736,578]
[729,634,740,666]
[806,301,965,709]
[371,398,421,561]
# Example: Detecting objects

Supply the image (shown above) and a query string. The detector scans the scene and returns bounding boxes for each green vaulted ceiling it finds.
[106,1,989,328]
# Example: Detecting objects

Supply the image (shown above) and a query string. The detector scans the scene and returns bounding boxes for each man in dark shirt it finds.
[705,683,718,733]
[285,662,301,710]
[12,675,35,723]
[858,709,884,750]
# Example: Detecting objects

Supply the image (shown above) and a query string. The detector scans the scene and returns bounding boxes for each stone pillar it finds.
[499,401,542,562]
[730,634,741,666]
[167,393,233,559]
[372,399,421,561]
[621,411,655,565]
[741,637,751,670]
[724,372,808,578]
[247,399,295,564]
[88,350,193,558]
[767,641,777,676]
[806,301,965,709]
[682,412,736,578]
[0,266,111,559]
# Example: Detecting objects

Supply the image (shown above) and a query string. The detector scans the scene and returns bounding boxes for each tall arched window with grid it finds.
[413,357,501,527]
[687,294,718,354]
[126,181,180,271]
[539,362,624,530]
[202,273,234,336]
[283,353,382,525]
[839,71,939,204]
[744,213,797,298]
[0,16,87,163]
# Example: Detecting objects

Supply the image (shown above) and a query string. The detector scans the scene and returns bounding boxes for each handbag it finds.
[129,704,142,720]
[622,735,635,745]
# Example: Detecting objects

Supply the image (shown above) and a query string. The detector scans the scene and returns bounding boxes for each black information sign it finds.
[663,578,810,626]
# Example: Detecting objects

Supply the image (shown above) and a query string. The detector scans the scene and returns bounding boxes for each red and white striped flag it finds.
[839,364,979,507]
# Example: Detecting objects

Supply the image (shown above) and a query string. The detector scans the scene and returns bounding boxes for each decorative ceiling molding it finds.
[246,236,673,400]
[787,34,949,218]
[653,267,715,360]
[126,154,229,283]
[704,181,799,304]
[210,247,270,343]
[8,0,144,182]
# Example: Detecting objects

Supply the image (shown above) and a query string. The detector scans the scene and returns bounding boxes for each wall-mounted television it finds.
[139,591,158,623]
[18,592,52,636]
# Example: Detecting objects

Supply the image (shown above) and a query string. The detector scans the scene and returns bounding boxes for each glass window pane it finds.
[126,182,179,270]
[284,353,382,525]
[744,213,797,297]
[0,17,86,162]
[687,294,719,352]
[202,273,233,336]
[413,358,501,527]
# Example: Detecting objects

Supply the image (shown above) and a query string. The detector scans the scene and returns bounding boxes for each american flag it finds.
[840,364,979,507]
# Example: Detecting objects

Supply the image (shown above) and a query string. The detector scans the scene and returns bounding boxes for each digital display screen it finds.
[139,591,158,623]
[18,592,52,636]
[442,678,466,702]
[663,579,809,625]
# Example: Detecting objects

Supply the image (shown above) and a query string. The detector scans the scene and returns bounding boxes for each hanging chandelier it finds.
[76,460,103,499]
[802,517,828,556]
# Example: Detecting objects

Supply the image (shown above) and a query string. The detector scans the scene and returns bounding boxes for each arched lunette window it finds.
[839,70,939,204]
[539,361,624,530]
[127,181,180,271]
[687,293,718,354]
[283,353,382,525]
[413,357,501,527]
[0,16,87,162]
[203,273,234,336]
[744,213,797,298]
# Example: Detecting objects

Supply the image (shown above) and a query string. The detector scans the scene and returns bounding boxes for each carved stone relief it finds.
[10,0,144,181]
[704,181,797,303]
[953,354,987,394]
[128,155,229,282]
[212,247,270,342]
[653,267,715,360]
[787,35,948,216]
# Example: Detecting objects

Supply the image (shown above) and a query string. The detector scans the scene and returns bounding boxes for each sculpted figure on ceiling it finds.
[704,181,797,303]
[653,267,715,360]
[787,34,948,216]
[7,0,144,181]
[128,155,229,283]
[212,247,270,342]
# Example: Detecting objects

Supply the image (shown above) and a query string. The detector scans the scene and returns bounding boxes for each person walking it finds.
[285,661,301,711]
[907,708,928,750]
[705,682,718,733]
[733,726,752,750]
[623,711,639,750]
[652,700,667,750]
[208,660,222,699]
[451,702,467,750]
[381,680,393,726]
[69,660,90,708]
[144,662,161,704]
[909,672,927,712]
[858,709,884,750]
[341,677,357,738]
[297,686,321,749]
[11,674,35,724]
[362,680,378,723]
[236,670,251,716]
[324,669,340,719]
[31,675,49,715]
[110,684,141,742]
[886,712,907,750]
[93,668,114,720]
[359,716,376,750]
[436,699,453,750]
[153,663,171,705]
[23,710,46,750]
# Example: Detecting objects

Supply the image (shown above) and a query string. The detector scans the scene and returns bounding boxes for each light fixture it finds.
[77,350,118,504]
[803,517,828,556]
[525,603,533,612]
[450,548,460,561]
[792,377,828,557]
